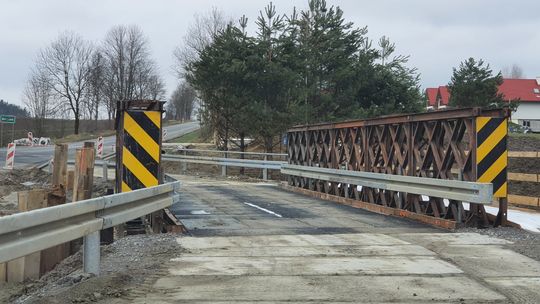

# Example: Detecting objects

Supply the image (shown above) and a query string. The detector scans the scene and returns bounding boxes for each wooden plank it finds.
[508,172,539,183]
[73,146,95,202]
[508,194,539,207]
[67,170,74,191]
[52,144,68,187]
[18,189,47,211]
[508,151,539,158]
[0,262,6,283]
[41,145,69,275]
[7,190,48,282]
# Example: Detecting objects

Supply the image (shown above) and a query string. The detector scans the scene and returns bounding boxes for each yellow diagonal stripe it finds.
[145,111,161,128]
[123,147,158,187]
[124,113,160,162]
[477,120,507,162]
[494,182,507,197]
[476,117,490,132]
[122,181,132,192]
[478,150,507,182]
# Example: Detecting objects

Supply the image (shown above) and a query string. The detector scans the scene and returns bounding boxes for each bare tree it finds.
[168,82,196,121]
[23,69,58,134]
[85,50,106,126]
[37,31,93,134]
[102,25,166,120]
[173,7,230,77]
[502,64,524,79]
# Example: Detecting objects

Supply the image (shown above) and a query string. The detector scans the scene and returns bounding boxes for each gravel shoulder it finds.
[1,233,183,304]
[458,226,540,261]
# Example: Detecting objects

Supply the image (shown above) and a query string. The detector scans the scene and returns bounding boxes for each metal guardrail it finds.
[0,181,180,274]
[170,148,287,157]
[163,154,284,169]
[282,164,493,204]
[161,154,493,205]
[162,154,285,180]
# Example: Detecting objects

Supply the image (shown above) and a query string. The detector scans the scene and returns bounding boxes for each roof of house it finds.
[499,78,540,102]
[425,78,540,108]
[438,86,450,105]
[426,88,438,106]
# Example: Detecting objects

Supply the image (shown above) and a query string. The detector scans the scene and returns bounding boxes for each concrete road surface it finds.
[126,175,540,303]
[0,121,199,169]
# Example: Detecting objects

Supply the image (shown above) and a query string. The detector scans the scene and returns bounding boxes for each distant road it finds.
[0,121,200,169]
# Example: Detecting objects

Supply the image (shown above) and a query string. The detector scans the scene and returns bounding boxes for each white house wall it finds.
[511,102,540,122]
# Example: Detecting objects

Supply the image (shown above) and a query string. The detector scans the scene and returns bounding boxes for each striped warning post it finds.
[97,136,104,159]
[4,143,15,169]
[476,117,508,198]
[121,111,161,192]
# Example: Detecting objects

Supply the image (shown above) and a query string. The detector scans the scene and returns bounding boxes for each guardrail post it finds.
[181,150,187,173]
[83,231,100,275]
[102,161,108,181]
[221,151,227,177]
[263,155,268,180]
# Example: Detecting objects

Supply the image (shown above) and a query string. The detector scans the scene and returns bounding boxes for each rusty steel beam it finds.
[282,184,457,229]
[288,107,509,132]
[286,107,510,228]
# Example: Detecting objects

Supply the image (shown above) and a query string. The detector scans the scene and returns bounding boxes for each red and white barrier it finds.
[4,143,15,169]
[97,136,104,159]
[28,132,33,147]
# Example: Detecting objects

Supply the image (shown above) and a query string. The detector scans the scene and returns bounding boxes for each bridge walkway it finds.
[131,175,540,303]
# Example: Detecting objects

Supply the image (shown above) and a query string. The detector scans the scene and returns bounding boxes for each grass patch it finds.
[54,130,116,144]
[163,119,191,127]
[509,132,540,139]
[168,129,207,143]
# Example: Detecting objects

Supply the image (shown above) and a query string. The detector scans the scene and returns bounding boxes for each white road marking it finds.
[244,202,282,218]
[191,210,210,215]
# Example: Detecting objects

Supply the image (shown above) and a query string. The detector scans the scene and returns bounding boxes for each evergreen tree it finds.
[297,0,366,122]
[186,23,254,150]
[448,58,505,108]
[248,3,303,152]
[0,99,30,117]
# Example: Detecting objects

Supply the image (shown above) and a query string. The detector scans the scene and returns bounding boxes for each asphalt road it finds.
[0,121,199,169]
[147,175,540,303]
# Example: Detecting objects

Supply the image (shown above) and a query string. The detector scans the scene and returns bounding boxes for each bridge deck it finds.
[133,176,540,303]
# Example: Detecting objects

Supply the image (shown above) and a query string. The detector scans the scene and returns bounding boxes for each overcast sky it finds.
[1,0,539,108]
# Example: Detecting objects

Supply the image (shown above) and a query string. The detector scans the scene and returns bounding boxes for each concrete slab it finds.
[296,216,376,228]
[147,275,505,302]
[181,244,436,257]
[168,256,462,275]
[439,245,540,277]
[240,218,310,229]
[134,176,540,303]
[485,277,540,303]
[179,217,249,230]
[396,232,512,245]
[177,233,410,249]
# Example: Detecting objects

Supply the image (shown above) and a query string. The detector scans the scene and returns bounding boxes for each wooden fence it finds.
[507,151,540,209]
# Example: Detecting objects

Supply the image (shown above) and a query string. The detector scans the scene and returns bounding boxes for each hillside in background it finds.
[0,99,29,117]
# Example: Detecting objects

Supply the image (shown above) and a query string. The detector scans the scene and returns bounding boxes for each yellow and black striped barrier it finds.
[121,110,161,192]
[476,117,507,198]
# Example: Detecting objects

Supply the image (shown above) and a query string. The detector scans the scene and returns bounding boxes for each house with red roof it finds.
[425,78,540,128]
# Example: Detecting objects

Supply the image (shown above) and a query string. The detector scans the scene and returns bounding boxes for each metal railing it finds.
[282,164,493,204]
[171,148,287,158]
[162,151,286,180]
[162,153,494,206]
[0,181,180,275]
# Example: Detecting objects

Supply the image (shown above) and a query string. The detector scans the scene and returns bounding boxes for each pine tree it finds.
[448,58,505,108]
